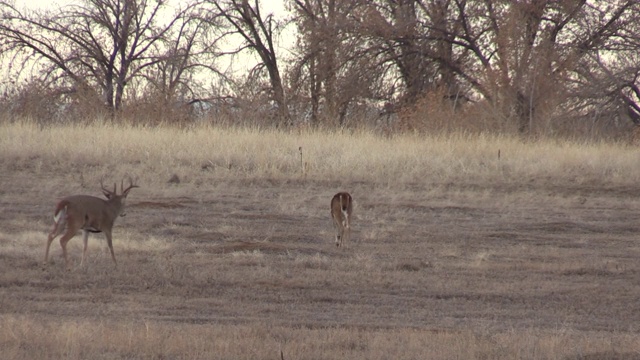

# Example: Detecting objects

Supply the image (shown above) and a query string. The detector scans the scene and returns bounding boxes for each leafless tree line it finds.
[1,0,639,136]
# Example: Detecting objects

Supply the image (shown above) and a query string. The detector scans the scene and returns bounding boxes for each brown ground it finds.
[2,169,640,357]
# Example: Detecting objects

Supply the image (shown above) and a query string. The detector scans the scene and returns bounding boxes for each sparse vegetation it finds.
[2,119,640,359]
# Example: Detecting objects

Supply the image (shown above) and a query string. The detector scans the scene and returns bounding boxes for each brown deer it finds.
[330,192,353,247]
[44,178,138,269]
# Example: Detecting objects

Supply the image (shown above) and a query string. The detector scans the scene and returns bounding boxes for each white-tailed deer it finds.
[44,178,138,269]
[331,192,353,247]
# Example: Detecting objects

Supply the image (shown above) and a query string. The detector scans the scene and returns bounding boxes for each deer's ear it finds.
[102,191,113,199]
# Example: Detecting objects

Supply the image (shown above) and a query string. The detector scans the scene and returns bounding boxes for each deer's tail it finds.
[53,201,69,224]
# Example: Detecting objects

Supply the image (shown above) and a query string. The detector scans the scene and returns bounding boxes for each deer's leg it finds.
[80,230,90,266]
[45,219,66,264]
[59,230,77,271]
[104,231,118,267]
[332,215,342,247]
[344,223,350,248]
[342,212,350,248]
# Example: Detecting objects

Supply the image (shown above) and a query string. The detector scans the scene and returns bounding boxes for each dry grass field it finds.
[2,121,640,359]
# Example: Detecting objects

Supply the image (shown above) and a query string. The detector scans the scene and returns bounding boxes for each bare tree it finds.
[0,0,202,116]
[564,2,640,134]
[427,0,640,134]
[336,0,640,135]
[139,7,230,106]
[377,0,437,104]
[3,0,639,134]
[291,0,394,126]
[203,0,290,124]
[289,0,467,129]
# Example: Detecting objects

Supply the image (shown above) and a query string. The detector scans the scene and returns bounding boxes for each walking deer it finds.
[44,178,138,269]
[331,192,353,247]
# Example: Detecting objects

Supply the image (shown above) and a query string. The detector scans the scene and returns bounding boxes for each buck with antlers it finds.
[44,178,138,270]
[331,192,353,247]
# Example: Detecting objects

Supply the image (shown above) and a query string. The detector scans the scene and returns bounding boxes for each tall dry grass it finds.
[1,120,639,188]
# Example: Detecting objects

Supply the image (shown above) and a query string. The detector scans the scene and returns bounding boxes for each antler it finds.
[100,176,116,197]
[121,175,139,195]
[101,176,138,197]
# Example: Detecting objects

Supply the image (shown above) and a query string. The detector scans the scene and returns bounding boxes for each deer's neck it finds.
[105,199,124,216]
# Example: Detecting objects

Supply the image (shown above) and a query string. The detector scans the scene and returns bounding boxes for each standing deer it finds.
[331,192,353,247]
[44,178,138,269]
